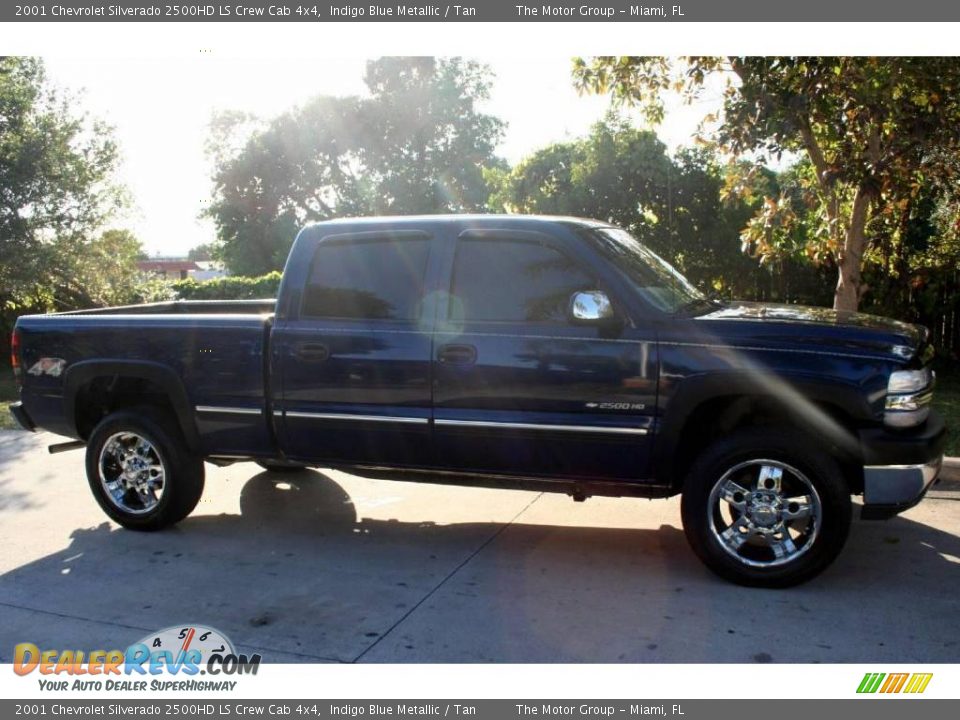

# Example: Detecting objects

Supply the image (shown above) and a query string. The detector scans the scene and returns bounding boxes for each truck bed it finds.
[54,298,277,316]
[15,301,277,457]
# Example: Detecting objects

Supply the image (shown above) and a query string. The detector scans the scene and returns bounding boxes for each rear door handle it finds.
[437,343,477,365]
[293,342,330,362]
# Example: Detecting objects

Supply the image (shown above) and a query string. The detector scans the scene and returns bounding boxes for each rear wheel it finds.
[680,429,851,587]
[85,408,204,531]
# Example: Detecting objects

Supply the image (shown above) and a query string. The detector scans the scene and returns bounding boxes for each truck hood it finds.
[694,301,927,363]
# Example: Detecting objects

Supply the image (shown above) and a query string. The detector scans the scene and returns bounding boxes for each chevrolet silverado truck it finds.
[9,215,946,586]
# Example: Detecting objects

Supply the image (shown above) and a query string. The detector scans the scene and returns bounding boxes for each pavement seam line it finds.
[0,600,154,635]
[350,491,545,663]
[0,600,340,663]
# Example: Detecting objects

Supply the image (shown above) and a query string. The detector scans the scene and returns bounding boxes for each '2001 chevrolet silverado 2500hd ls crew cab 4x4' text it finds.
[9,215,946,586]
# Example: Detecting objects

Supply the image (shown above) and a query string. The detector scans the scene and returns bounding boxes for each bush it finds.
[171,272,282,301]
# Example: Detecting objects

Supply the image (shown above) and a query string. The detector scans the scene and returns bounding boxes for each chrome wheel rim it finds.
[707,459,821,569]
[98,432,166,515]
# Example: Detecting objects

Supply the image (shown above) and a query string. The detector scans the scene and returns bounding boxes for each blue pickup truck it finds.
[9,215,946,586]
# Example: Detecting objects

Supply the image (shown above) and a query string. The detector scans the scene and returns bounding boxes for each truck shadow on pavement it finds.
[1,469,959,663]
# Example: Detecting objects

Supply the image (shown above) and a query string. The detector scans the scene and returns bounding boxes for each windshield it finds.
[584,227,706,314]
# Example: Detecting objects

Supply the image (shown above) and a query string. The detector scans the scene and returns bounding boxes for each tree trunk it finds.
[833,185,872,313]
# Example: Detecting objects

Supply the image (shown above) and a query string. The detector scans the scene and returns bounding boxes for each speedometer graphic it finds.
[133,624,235,663]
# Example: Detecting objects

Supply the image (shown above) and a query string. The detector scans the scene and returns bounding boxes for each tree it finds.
[1,57,125,313]
[206,57,505,275]
[187,243,215,261]
[573,57,960,311]
[361,57,506,214]
[67,229,157,307]
[490,119,674,231]
[488,118,823,299]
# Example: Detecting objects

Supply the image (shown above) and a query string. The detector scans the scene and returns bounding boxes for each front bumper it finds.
[8,401,36,432]
[860,410,946,519]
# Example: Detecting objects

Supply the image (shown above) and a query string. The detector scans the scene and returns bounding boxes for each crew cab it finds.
[9,215,946,586]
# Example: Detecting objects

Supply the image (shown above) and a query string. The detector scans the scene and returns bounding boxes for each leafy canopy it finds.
[573,57,960,310]
[0,56,134,312]
[488,117,829,301]
[206,57,505,275]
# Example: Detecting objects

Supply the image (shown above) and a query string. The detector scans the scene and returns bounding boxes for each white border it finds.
[2,663,958,699]
[2,14,957,705]
[1,22,960,57]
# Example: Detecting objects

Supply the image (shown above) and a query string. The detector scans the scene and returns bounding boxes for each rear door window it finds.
[302,237,430,321]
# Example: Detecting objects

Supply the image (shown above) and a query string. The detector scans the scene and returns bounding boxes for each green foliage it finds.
[206,57,506,276]
[0,57,154,353]
[362,57,507,214]
[129,276,178,305]
[1,57,126,312]
[1,369,19,430]
[70,230,158,307]
[574,57,960,311]
[187,243,215,261]
[488,118,830,304]
[172,272,282,300]
[0,227,174,356]
[931,367,960,457]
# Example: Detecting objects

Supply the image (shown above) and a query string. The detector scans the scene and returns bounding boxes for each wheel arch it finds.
[63,360,202,453]
[654,372,868,493]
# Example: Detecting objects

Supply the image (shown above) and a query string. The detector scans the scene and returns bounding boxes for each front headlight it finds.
[887,368,932,394]
[885,368,934,428]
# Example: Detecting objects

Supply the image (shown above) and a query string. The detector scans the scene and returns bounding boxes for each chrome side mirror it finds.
[569,290,614,323]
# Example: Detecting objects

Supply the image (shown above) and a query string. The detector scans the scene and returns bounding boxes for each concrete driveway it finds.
[1,429,959,664]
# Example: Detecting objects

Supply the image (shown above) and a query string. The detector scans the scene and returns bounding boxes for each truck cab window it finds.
[449,238,594,323]
[302,238,429,320]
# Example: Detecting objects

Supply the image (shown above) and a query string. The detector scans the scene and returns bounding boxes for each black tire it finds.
[85,408,205,531]
[255,460,307,474]
[680,429,851,588]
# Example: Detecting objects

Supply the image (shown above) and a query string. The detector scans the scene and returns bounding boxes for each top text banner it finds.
[4,1,960,22]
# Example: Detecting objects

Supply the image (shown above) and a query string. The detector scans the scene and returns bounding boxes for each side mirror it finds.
[569,290,615,323]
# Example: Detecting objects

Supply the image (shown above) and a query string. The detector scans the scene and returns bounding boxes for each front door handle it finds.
[437,343,477,365]
[293,342,330,362]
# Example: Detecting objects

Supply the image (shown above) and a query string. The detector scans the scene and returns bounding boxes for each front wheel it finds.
[680,429,851,587]
[85,408,205,531]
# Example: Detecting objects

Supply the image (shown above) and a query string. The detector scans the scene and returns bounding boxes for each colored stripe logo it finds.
[857,672,933,694]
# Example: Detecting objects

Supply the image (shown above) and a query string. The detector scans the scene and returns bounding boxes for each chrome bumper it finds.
[861,456,943,519]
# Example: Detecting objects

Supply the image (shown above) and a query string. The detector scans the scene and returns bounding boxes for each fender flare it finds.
[63,359,202,452]
[654,371,870,489]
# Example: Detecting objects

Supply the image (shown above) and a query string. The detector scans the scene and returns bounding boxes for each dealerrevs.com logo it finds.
[13,625,261,692]
[857,672,933,694]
